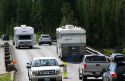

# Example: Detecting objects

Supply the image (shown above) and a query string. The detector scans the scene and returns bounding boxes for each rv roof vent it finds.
[21,25,26,28]
[65,25,74,29]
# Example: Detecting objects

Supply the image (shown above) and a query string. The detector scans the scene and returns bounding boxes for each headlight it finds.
[55,70,61,75]
[32,71,38,75]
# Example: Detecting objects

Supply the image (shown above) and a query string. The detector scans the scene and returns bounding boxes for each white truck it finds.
[13,25,35,49]
[56,25,86,60]
[26,57,63,81]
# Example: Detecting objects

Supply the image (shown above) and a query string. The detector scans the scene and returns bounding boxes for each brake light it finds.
[83,64,87,69]
[111,73,117,78]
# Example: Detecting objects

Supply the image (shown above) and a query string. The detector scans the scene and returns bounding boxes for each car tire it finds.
[16,46,19,49]
[79,69,82,80]
[29,46,32,49]
[49,42,52,45]
[39,43,41,45]
[82,75,87,81]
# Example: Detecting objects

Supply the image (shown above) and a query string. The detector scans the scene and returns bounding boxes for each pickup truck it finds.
[26,57,63,81]
[79,54,110,81]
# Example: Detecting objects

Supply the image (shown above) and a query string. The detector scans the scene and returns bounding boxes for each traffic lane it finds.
[39,45,81,81]
[14,45,102,81]
[40,45,103,81]
[14,48,31,81]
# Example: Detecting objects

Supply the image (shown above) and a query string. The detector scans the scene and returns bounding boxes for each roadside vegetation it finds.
[0,73,11,81]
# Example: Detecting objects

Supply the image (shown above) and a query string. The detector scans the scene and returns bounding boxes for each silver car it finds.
[39,34,52,45]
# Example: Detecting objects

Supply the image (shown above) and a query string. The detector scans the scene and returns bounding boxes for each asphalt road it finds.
[13,44,102,81]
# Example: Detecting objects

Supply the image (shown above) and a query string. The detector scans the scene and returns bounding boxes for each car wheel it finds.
[39,43,41,45]
[16,46,19,49]
[82,75,87,81]
[29,46,32,49]
[79,69,82,80]
[49,42,52,45]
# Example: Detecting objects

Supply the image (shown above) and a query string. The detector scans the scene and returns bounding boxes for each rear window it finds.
[116,63,125,74]
[42,35,50,38]
[85,56,107,62]
[19,35,31,40]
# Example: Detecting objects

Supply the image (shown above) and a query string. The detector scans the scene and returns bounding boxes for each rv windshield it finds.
[19,35,31,40]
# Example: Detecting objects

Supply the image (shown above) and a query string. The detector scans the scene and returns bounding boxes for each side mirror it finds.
[26,65,31,69]
[59,64,64,67]
[26,62,31,69]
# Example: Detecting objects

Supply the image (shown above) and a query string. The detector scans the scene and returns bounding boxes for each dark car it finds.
[102,53,125,81]
[1,34,9,40]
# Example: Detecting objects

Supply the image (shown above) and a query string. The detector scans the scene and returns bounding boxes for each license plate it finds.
[95,72,100,75]
[44,78,50,81]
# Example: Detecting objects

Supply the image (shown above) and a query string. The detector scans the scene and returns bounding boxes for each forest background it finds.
[0,0,125,50]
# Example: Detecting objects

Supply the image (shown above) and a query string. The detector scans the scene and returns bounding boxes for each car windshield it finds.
[32,59,59,67]
[85,56,107,62]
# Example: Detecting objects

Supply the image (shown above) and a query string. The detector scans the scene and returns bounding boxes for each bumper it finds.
[40,41,51,44]
[83,71,103,77]
[31,74,62,81]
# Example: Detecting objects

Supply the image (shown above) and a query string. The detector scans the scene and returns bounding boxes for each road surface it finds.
[13,44,102,81]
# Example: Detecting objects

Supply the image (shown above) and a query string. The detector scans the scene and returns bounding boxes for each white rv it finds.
[13,25,35,48]
[56,25,86,60]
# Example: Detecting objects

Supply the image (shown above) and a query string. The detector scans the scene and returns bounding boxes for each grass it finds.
[0,73,11,81]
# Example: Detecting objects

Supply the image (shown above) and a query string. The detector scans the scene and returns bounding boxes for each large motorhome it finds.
[13,25,35,49]
[56,25,86,60]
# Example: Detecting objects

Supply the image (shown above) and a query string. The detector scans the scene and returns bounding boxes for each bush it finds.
[103,49,114,56]
[122,48,125,55]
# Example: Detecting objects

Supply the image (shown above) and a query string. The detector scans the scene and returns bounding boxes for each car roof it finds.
[111,53,123,56]
[33,57,56,60]
[41,34,50,36]
[84,54,105,57]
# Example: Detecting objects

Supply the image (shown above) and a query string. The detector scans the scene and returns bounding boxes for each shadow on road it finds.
[87,79,102,81]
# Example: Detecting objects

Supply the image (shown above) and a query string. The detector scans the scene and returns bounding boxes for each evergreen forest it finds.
[0,0,125,48]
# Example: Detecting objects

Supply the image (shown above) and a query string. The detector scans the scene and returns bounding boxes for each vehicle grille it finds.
[37,70,55,76]
[19,41,31,45]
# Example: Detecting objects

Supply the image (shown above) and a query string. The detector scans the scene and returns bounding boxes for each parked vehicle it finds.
[79,54,110,81]
[26,57,63,81]
[56,25,86,60]
[103,53,125,81]
[38,34,52,45]
[1,34,9,41]
[13,25,35,49]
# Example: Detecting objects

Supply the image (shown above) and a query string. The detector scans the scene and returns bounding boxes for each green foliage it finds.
[0,0,125,48]
[103,49,114,56]
[122,48,125,55]
[0,73,11,81]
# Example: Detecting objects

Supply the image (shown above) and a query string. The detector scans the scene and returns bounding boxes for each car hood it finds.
[31,66,60,71]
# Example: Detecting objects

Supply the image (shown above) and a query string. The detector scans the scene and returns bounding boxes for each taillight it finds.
[111,73,117,78]
[83,64,87,69]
